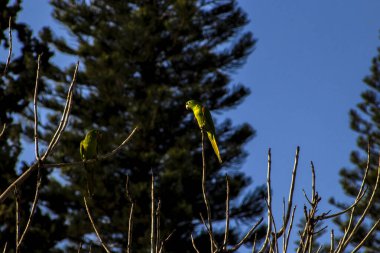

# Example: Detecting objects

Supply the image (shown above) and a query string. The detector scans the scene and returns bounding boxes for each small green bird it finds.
[186,100,222,163]
[80,130,100,197]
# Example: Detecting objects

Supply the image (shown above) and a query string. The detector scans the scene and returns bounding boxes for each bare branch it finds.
[83,196,111,253]
[33,55,42,160]
[336,143,371,252]
[223,174,230,250]
[156,198,161,253]
[0,123,6,139]
[352,218,380,253]
[251,233,257,253]
[126,176,134,253]
[15,187,20,253]
[319,188,365,220]
[199,213,218,250]
[276,146,300,238]
[330,230,334,253]
[284,206,296,253]
[43,61,80,159]
[2,242,7,253]
[17,170,42,248]
[0,126,138,203]
[227,217,263,252]
[258,148,273,253]
[201,129,215,252]
[151,174,155,253]
[158,230,176,253]
[191,234,200,253]
[77,242,83,253]
[3,17,12,75]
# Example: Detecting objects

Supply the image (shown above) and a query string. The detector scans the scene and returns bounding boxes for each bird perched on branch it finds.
[80,129,100,197]
[186,100,222,163]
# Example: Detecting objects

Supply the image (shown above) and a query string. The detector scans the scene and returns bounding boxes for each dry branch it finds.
[83,196,111,253]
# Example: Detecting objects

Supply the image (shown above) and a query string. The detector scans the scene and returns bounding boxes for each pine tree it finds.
[40,0,265,252]
[0,1,67,252]
[334,44,380,250]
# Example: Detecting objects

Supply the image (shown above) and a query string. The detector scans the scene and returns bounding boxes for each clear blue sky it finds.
[16,0,380,251]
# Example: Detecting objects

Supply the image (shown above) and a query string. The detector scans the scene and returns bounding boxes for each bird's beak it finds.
[185,104,189,110]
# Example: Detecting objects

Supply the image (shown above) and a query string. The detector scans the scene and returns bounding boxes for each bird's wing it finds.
[203,106,215,134]
[80,140,85,160]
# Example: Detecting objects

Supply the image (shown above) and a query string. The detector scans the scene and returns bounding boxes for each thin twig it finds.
[227,217,263,252]
[15,187,20,253]
[199,213,218,250]
[158,230,176,253]
[0,62,79,203]
[0,123,6,139]
[43,61,80,159]
[340,154,380,251]
[258,148,273,253]
[33,54,42,160]
[330,230,334,253]
[191,234,200,253]
[223,174,230,250]
[3,17,12,75]
[83,196,111,253]
[151,174,155,253]
[0,126,139,203]
[352,218,380,253]
[77,242,82,253]
[126,176,134,253]
[156,199,161,253]
[336,143,371,252]
[284,206,296,253]
[320,189,366,220]
[251,233,257,253]
[311,161,316,203]
[2,242,7,253]
[17,170,42,248]
[276,146,300,238]
[201,129,214,252]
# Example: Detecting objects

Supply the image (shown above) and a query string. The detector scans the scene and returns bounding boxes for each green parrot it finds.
[80,130,100,197]
[186,100,222,163]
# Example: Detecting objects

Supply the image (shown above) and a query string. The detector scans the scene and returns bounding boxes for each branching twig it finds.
[42,61,80,159]
[158,230,176,253]
[0,62,79,203]
[83,196,111,253]
[351,218,380,253]
[0,126,139,203]
[199,213,218,250]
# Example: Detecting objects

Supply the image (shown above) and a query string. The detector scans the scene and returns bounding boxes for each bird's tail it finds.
[207,132,223,164]
[84,162,94,198]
